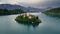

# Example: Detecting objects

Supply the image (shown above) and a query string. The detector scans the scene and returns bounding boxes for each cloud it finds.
[0,0,60,8]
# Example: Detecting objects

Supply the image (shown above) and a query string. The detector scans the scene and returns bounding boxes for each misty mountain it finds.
[0,4,24,10]
[0,4,44,12]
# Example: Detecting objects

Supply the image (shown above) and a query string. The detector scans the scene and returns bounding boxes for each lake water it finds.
[0,13,60,34]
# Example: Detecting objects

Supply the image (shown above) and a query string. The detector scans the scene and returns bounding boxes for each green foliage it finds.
[0,9,25,15]
[15,15,41,24]
[43,7,60,17]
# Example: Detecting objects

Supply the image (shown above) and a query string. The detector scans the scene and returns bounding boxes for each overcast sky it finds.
[0,0,60,9]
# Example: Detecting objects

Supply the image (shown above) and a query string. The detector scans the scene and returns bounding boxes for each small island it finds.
[15,13,41,25]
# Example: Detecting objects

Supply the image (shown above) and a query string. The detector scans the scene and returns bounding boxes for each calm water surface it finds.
[0,13,60,34]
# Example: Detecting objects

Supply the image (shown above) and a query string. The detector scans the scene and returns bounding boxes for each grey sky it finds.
[0,0,60,9]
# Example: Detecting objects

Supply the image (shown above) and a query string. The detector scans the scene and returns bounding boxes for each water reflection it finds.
[15,13,41,28]
[45,14,60,18]
[16,21,40,28]
[0,13,60,34]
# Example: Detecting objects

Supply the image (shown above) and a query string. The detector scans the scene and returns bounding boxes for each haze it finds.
[0,0,60,9]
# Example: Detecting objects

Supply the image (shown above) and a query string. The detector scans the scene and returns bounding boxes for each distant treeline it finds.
[42,7,60,17]
[43,7,60,13]
[0,9,25,15]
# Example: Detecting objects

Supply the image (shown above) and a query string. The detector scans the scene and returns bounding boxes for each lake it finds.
[0,13,60,34]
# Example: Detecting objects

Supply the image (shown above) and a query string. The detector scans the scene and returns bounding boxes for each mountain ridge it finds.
[0,4,44,12]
